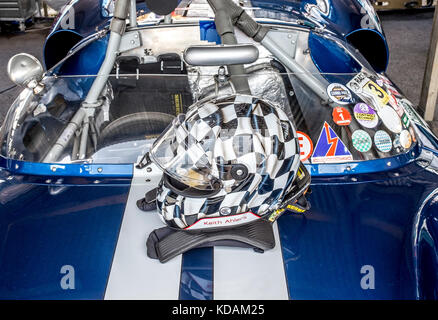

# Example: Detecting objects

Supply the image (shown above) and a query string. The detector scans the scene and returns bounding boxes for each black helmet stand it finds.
[146,219,275,263]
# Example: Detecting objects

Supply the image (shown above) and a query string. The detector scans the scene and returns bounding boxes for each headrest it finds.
[144,0,178,16]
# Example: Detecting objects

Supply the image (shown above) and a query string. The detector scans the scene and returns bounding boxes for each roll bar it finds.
[44,0,132,162]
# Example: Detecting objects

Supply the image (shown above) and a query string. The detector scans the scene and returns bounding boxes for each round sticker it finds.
[354,103,378,128]
[297,131,313,162]
[400,130,412,149]
[374,130,392,153]
[327,83,352,105]
[332,107,352,126]
[379,105,402,134]
[352,130,372,153]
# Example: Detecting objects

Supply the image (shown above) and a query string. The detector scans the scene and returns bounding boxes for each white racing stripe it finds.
[104,165,182,300]
[213,223,289,300]
[105,165,289,300]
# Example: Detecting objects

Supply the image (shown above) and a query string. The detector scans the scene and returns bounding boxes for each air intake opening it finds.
[346,29,389,73]
[44,31,83,69]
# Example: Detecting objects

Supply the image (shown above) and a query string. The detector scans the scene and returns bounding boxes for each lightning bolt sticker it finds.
[311,122,353,164]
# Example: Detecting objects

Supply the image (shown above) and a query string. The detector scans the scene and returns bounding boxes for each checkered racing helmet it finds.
[150,95,304,230]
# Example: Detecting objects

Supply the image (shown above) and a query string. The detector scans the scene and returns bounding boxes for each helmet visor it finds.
[150,114,221,192]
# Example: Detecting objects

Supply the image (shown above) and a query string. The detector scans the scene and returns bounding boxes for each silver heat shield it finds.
[187,63,292,119]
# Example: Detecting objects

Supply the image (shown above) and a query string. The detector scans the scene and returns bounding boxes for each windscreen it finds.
[0,67,420,165]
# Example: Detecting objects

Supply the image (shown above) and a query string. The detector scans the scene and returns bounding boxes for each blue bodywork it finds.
[43,0,388,72]
[1,0,438,300]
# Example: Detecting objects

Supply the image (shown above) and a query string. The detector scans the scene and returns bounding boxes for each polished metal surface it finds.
[184,44,259,66]
[7,53,44,87]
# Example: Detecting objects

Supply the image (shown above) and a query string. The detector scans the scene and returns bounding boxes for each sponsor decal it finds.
[327,83,352,105]
[400,130,412,149]
[332,107,352,126]
[379,105,402,133]
[297,166,306,180]
[354,103,379,128]
[352,130,372,153]
[363,80,389,107]
[357,0,381,32]
[374,130,392,153]
[185,212,260,230]
[269,209,283,222]
[409,127,417,142]
[173,93,183,115]
[398,99,430,129]
[388,94,398,109]
[286,204,306,213]
[312,122,353,163]
[401,113,410,128]
[297,131,314,163]
[269,203,307,222]
[386,86,401,97]
[376,79,384,87]
[379,75,402,96]
[348,72,389,111]
[347,72,369,93]
[379,74,392,86]
[389,95,405,117]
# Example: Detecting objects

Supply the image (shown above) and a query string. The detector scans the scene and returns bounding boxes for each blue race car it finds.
[1,0,438,300]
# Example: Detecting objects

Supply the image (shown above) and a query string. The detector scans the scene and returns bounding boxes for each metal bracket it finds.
[264,30,299,59]
[261,29,329,102]
[136,152,152,169]
[160,60,184,73]
[119,31,142,53]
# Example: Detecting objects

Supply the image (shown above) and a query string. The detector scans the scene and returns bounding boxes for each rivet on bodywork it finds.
[97,167,103,173]
[146,167,152,172]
